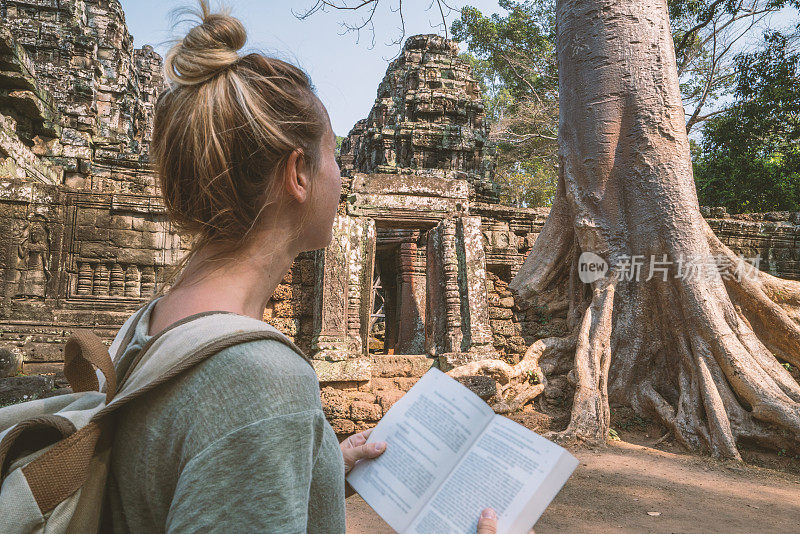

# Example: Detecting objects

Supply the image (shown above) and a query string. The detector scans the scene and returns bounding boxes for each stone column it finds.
[310,215,374,382]
[426,218,462,355]
[311,215,351,361]
[395,240,426,354]
[458,216,495,355]
[426,216,497,369]
[346,217,375,357]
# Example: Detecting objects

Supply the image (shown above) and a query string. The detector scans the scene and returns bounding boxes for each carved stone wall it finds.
[339,34,499,203]
[4,0,800,437]
[1,0,163,194]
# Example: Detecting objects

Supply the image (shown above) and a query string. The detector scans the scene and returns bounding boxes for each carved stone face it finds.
[30,224,47,244]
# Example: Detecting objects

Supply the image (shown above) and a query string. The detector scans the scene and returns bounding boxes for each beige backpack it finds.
[0,302,311,533]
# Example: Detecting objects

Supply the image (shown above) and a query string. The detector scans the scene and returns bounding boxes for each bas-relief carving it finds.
[312,215,352,360]
[11,217,51,299]
[395,240,426,354]
[73,260,155,299]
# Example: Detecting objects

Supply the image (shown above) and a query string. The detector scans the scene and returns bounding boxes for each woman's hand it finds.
[340,428,387,497]
[477,508,535,534]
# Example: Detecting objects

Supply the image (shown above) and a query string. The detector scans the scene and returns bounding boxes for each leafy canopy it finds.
[694,31,800,212]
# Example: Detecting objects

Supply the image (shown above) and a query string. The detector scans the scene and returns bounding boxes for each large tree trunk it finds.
[448,0,800,459]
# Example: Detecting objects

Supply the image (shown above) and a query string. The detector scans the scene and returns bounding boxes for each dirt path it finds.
[345,441,800,533]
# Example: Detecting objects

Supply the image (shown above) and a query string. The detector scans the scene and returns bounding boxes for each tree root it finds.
[446,335,576,414]
[447,219,800,459]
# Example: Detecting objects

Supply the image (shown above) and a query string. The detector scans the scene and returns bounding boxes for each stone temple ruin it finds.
[2,1,800,435]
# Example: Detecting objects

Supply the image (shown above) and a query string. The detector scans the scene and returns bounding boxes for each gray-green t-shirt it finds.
[106,298,346,533]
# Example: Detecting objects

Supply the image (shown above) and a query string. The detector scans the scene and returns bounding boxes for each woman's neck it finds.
[148,230,298,336]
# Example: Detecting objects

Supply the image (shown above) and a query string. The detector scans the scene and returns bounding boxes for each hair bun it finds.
[165,1,247,86]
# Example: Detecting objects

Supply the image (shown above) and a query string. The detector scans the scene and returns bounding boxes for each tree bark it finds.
[448,0,800,459]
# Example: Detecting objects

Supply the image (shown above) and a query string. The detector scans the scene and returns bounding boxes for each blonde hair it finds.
[151,0,328,295]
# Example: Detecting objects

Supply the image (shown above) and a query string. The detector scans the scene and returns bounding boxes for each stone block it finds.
[320,387,350,418]
[271,300,294,318]
[369,376,420,392]
[489,307,512,320]
[490,319,516,337]
[371,355,435,378]
[499,296,515,308]
[311,358,371,383]
[375,389,405,411]
[271,283,292,301]
[0,375,54,405]
[270,317,299,337]
[350,400,382,421]
[299,260,315,285]
[329,418,355,434]
[0,346,23,378]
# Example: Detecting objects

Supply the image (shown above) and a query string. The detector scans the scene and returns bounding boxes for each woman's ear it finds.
[282,148,310,204]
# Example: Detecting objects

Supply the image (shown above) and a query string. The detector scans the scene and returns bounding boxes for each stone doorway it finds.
[369,228,427,356]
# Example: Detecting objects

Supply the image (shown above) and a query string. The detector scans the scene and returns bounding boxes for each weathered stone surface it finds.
[375,389,405,411]
[371,355,435,378]
[489,307,513,320]
[320,387,351,419]
[454,375,497,401]
[369,377,420,392]
[0,375,54,405]
[350,400,382,422]
[311,358,372,382]
[0,346,22,377]
[329,418,356,435]
[339,35,499,204]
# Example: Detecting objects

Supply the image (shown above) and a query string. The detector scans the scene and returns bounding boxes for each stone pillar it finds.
[346,217,376,357]
[426,218,462,355]
[311,215,375,381]
[459,216,495,355]
[426,216,497,369]
[395,241,426,354]
[311,215,351,361]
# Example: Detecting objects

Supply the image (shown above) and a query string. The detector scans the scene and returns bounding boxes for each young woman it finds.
[107,2,503,532]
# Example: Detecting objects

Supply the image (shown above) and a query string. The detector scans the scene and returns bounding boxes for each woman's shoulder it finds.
[207,336,317,379]
[190,337,320,405]
[121,337,323,461]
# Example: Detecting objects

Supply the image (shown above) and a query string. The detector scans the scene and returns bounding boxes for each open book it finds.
[346,367,578,534]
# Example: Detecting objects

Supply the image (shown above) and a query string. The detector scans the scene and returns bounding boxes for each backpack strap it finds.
[115,309,244,390]
[63,331,117,404]
[99,328,309,420]
[58,303,149,402]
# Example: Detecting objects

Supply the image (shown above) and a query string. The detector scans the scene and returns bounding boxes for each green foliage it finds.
[335,135,344,158]
[608,428,621,441]
[452,0,556,104]
[453,1,558,207]
[668,0,799,131]
[693,32,800,212]
[525,369,541,385]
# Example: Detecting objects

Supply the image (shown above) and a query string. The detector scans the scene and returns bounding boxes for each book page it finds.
[406,414,578,534]
[346,367,495,533]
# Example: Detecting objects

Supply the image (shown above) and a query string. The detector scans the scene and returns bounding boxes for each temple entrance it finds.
[368,228,427,355]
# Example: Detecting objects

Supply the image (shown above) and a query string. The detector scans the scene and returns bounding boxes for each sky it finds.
[120,1,798,139]
[120,0,504,137]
